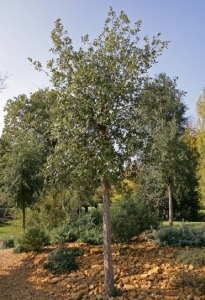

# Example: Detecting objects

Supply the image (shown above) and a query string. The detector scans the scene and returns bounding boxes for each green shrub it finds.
[12,244,27,254]
[43,247,82,273]
[1,236,15,249]
[110,196,159,244]
[174,249,205,267]
[49,225,79,245]
[146,225,205,247]
[78,225,103,245]
[90,209,103,226]
[15,227,50,252]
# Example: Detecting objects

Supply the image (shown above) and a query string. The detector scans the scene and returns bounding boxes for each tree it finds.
[0,71,9,92]
[0,131,46,232]
[196,89,205,206]
[30,8,168,296]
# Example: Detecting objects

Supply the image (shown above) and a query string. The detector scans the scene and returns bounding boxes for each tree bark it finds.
[101,177,115,297]
[22,206,26,233]
[168,184,173,227]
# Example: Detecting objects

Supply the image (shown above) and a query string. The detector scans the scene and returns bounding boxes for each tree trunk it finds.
[168,184,173,227]
[21,206,26,233]
[101,177,115,297]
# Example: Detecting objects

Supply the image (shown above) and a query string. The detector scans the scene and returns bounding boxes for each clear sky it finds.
[0,0,204,134]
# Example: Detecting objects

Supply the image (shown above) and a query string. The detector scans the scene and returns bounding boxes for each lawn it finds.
[162,221,205,227]
[0,221,21,239]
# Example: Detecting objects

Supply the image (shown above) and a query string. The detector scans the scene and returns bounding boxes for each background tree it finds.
[0,71,9,92]
[0,131,46,232]
[30,8,168,296]
[196,89,205,207]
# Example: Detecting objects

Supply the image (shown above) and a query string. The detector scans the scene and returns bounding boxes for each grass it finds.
[162,221,205,227]
[0,220,21,239]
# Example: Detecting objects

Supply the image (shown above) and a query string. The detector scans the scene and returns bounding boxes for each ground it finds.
[0,238,205,300]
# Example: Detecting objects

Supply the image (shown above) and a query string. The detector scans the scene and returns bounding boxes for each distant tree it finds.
[196,89,205,206]
[0,71,9,92]
[139,118,199,226]
[0,131,46,232]
[30,8,168,296]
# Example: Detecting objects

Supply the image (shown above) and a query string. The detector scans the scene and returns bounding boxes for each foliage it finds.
[196,88,205,206]
[78,225,103,245]
[12,244,27,254]
[15,227,50,252]
[0,71,9,92]
[49,224,79,245]
[90,208,103,226]
[43,247,82,273]
[175,249,205,267]
[1,236,15,249]
[0,131,47,231]
[146,225,205,247]
[138,117,200,222]
[110,196,159,244]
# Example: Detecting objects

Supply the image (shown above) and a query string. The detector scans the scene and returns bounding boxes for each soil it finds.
[0,238,205,300]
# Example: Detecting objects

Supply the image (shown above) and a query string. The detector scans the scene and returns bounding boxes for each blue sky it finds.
[0,0,204,134]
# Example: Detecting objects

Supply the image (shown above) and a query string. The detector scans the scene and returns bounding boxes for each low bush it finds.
[110,196,159,244]
[14,227,50,252]
[174,249,205,267]
[78,225,103,245]
[49,224,79,245]
[12,244,27,254]
[43,247,82,273]
[146,225,205,247]
[1,236,15,249]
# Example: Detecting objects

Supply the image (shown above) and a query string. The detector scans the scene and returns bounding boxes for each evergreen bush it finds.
[146,225,205,247]
[12,244,27,254]
[1,236,15,249]
[78,225,103,245]
[110,196,159,244]
[43,247,82,273]
[15,227,50,252]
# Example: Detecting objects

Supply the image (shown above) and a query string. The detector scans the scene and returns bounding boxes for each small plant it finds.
[1,236,15,249]
[12,244,27,254]
[43,247,82,273]
[174,271,205,294]
[146,225,205,247]
[49,225,79,245]
[174,249,205,267]
[14,227,50,252]
[78,225,103,245]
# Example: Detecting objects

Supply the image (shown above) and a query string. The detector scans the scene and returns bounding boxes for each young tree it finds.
[30,8,168,296]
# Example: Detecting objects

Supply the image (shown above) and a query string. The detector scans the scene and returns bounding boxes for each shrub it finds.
[49,225,79,245]
[15,227,50,252]
[110,196,159,244]
[1,236,15,249]
[12,244,27,254]
[43,247,82,273]
[174,249,205,267]
[146,225,205,247]
[78,225,103,245]
[90,209,103,226]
